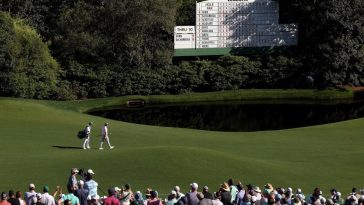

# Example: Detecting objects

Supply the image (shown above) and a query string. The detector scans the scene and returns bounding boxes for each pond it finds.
[88,100,364,132]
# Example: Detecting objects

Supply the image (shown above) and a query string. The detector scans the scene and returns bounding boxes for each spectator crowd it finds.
[0,168,363,205]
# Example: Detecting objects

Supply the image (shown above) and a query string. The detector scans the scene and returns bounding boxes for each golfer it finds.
[99,123,114,150]
[82,122,93,149]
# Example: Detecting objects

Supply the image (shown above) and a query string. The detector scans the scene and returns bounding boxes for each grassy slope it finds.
[0,89,363,197]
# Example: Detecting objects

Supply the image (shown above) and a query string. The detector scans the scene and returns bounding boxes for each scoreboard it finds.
[174,0,298,50]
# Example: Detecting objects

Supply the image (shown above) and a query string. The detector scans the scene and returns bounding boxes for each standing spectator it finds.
[186,183,199,205]
[39,186,55,205]
[57,186,80,205]
[146,191,162,205]
[174,187,185,201]
[119,184,133,205]
[8,191,20,205]
[15,192,25,205]
[166,191,178,205]
[83,122,93,150]
[251,187,261,205]
[99,123,114,150]
[213,192,223,205]
[197,193,213,205]
[1,193,11,205]
[132,191,144,205]
[202,187,213,200]
[67,169,79,192]
[84,169,98,199]
[236,184,245,205]
[25,184,37,205]
[220,183,232,205]
[227,180,238,205]
[104,188,120,205]
[330,189,340,204]
[35,194,45,205]
[74,181,88,205]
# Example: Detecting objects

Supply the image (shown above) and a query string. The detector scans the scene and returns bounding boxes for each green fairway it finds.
[0,89,363,197]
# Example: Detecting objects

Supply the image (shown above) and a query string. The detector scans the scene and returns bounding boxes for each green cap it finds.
[43,185,49,192]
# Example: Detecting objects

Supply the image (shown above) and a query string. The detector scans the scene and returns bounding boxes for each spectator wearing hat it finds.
[186,183,199,205]
[74,181,88,205]
[39,186,55,205]
[83,122,93,150]
[174,186,185,201]
[67,169,79,192]
[166,191,178,205]
[104,188,120,205]
[220,183,232,205]
[84,170,98,199]
[99,123,114,150]
[146,191,162,205]
[8,190,20,205]
[25,184,37,205]
[227,179,238,205]
[57,185,80,205]
[1,192,10,205]
[15,192,26,205]
[202,187,213,200]
[119,184,133,205]
[251,187,261,205]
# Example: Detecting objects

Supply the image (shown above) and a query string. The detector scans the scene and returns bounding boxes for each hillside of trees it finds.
[0,0,363,99]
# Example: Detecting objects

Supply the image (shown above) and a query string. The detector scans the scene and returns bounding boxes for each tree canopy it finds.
[0,0,363,99]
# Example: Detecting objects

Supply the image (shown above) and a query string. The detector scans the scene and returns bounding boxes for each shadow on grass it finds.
[52,146,83,150]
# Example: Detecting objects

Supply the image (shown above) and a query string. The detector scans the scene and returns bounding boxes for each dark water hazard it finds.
[89,100,364,132]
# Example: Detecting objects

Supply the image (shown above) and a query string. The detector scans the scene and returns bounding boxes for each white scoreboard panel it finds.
[195,0,298,48]
[174,26,196,49]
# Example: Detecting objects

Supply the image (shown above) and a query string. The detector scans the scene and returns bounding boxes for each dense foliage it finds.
[0,0,363,99]
[0,12,59,99]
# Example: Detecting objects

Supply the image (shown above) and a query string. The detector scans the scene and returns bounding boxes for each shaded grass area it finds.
[0,89,363,197]
[43,89,354,113]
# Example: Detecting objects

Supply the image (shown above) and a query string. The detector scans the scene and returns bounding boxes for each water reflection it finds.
[89,100,364,131]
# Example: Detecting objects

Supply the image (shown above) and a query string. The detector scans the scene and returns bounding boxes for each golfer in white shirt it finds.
[99,122,114,150]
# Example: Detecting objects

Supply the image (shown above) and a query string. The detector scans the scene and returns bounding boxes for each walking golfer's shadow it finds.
[52,145,83,150]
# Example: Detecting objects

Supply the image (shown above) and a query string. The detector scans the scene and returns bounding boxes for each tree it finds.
[0,12,60,99]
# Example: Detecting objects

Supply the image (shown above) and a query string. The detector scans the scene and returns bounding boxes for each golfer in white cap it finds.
[99,123,114,150]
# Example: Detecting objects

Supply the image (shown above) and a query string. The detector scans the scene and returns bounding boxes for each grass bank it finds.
[0,88,362,197]
[44,88,355,113]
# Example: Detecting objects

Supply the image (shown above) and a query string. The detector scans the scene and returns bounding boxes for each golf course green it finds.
[0,89,363,197]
